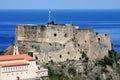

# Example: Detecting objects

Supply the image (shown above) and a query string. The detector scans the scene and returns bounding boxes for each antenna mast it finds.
[48,11,51,25]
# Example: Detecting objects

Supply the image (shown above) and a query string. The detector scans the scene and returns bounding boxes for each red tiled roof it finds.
[0,61,29,67]
[0,54,35,61]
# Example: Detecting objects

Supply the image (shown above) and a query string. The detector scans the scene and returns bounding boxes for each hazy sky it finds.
[0,0,120,9]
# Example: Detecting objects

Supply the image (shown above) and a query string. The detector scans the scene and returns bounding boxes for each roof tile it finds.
[0,54,35,61]
[0,61,29,67]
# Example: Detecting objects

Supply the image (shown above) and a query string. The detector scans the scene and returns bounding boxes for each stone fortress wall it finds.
[16,23,112,63]
[16,24,74,44]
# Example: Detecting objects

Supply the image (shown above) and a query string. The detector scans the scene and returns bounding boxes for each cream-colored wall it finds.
[1,65,29,80]
[28,61,36,79]
[0,60,36,80]
[0,66,2,80]
[36,68,48,78]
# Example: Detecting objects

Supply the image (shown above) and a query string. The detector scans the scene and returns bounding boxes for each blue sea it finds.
[0,9,120,53]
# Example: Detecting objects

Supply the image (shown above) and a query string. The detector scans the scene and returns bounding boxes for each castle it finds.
[15,22,111,63]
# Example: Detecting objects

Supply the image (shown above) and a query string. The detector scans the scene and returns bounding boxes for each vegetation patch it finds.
[0,50,4,55]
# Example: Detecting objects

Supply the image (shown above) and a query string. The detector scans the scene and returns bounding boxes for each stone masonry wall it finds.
[16,24,112,62]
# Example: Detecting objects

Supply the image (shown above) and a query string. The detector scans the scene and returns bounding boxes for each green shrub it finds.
[104,56,114,66]
[96,32,99,35]
[68,67,76,77]
[47,66,69,80]
[27,52,33,57]
[0,50,4,55]
[96,77,101,80]
[61,64,66,69]
[81,51,86,58]
[49,59,54,65]
[101,68,109,73]
[96,59,106,68]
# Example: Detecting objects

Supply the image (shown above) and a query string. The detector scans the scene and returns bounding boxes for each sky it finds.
[0,0,120,9]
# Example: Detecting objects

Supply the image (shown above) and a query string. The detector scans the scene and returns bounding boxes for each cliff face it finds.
[15,24,111,63]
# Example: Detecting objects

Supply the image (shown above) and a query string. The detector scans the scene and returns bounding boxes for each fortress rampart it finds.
[16,23,111,63]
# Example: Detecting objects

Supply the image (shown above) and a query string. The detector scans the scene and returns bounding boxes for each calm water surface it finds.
[0,10,120,53]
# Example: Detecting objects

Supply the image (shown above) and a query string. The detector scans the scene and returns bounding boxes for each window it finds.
[64,33,67,37]
[36,61,38,64]
[98,38,100,41]
[17,76,20,80]
[59,55,62,58]
[85,40,87,43]
[35,56,38,59]
[54,33,57,37]
[67,52,70,55]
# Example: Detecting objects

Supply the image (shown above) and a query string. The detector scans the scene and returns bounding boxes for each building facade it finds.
[0,54,48,80]
[16,23,112,63]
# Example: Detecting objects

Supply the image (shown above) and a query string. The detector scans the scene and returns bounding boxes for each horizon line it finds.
[0,9,120,10]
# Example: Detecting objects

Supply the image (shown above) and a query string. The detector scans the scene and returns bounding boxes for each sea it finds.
[0,9,120,53]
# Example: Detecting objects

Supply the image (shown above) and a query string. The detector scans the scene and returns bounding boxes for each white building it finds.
[0,54,48,80]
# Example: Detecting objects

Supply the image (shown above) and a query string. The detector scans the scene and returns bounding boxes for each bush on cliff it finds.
[68,67,76,77]
[47,66,69,80]
[96,50,119,68]
[0,50,4,55]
